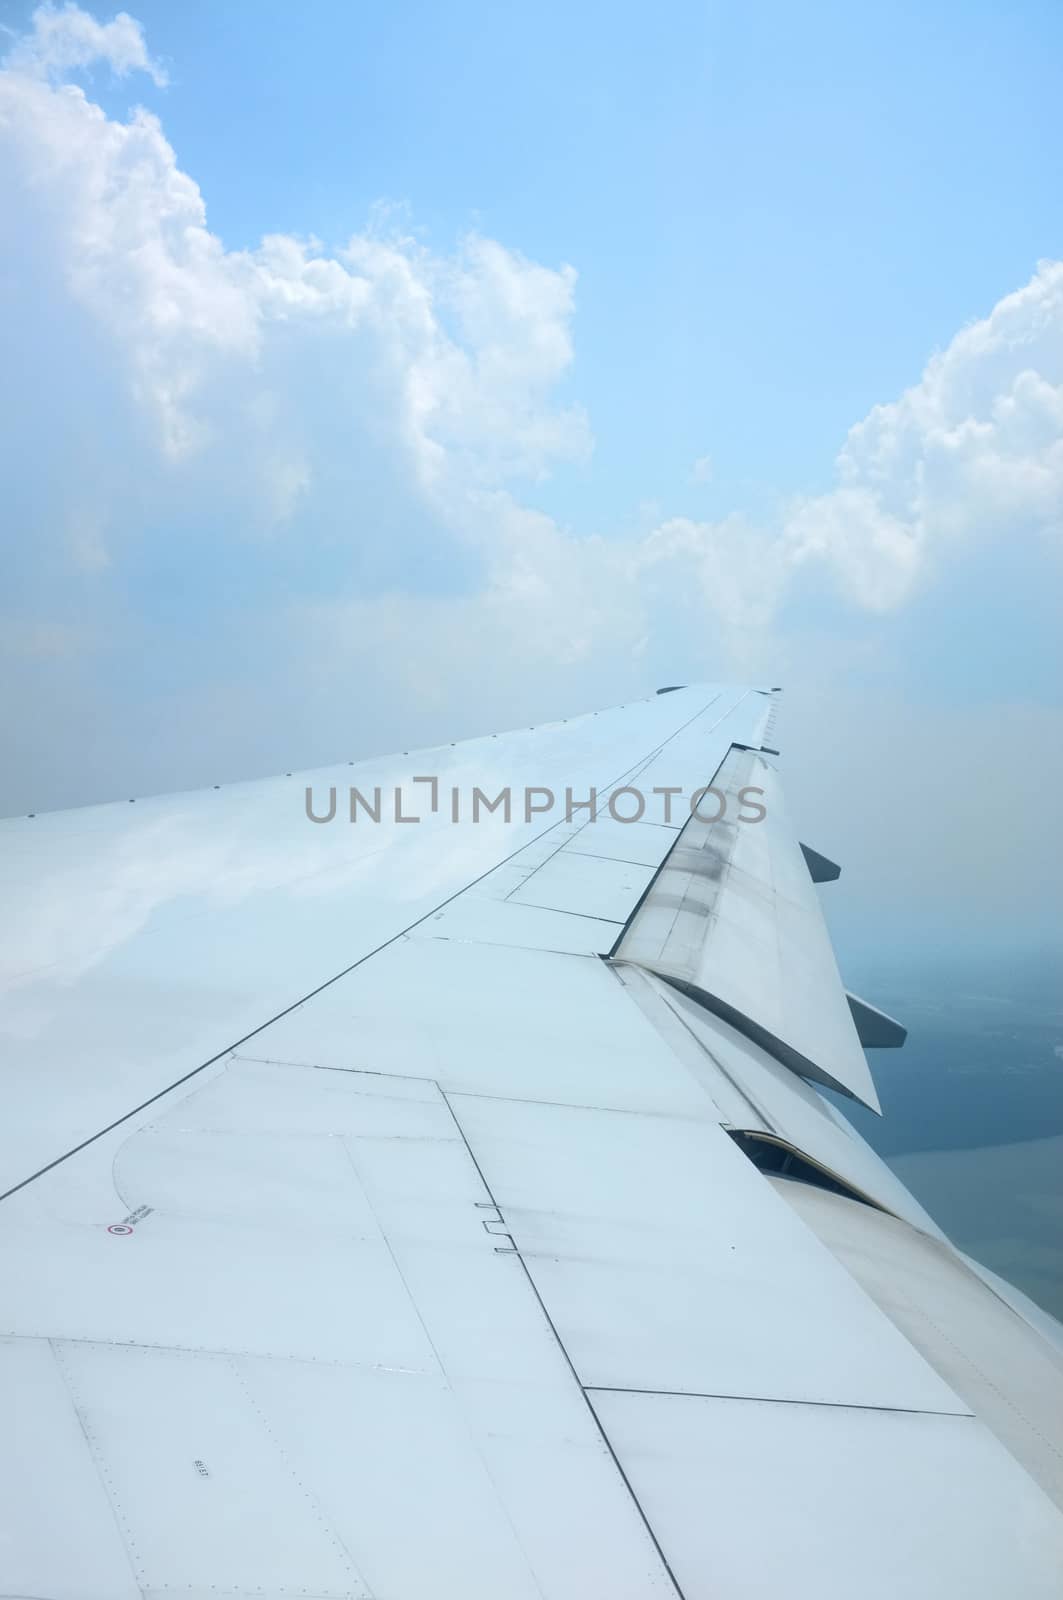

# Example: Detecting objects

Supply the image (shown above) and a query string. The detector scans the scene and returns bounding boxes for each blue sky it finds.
[0,1,1061,953]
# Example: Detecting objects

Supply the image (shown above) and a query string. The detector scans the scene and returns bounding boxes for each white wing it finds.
[2,683,1062,1599]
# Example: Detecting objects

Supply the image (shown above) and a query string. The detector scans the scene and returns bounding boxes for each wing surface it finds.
[3,683,1063,1598]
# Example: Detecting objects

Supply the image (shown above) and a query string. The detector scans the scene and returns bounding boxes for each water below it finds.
[823,946,1063,1319]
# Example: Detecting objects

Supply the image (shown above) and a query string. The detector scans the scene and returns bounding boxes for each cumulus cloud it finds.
[783,261,1063,607]
[0,4,1061,816]
[626,262,1063,621]
[0,52,587,494]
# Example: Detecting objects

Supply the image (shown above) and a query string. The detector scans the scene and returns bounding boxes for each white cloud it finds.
[635,514,785,632]
[0,31,589,550]
[782,261,1063,606]
[5,1,166,85]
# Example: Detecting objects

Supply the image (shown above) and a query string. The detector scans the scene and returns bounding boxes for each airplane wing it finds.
[2,683,1062,1598]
